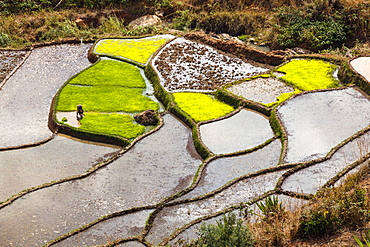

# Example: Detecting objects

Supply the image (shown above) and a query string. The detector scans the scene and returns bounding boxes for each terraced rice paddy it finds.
[0,36,369,246]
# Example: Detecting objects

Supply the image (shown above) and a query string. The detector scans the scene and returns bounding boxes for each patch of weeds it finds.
[264,88,301,108]
[56,85,159,113]
[79,113,145,139]
[94,36,173,65]
[256,196,286,220]
[276,59,340,91]
[173,92,234,122]
[0,33,10,47]
[69,59,146,88]
[297,186,370,239]
[187,213,255,247]
[354,229,370,247]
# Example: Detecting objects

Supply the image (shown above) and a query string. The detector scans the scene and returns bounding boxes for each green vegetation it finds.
[56,85,158,112]
[70,59,145,87]
[354,230,370,247]
[173,92,234,122]
[297,187,370,239]
[55,57,159,140]
[94,36,173,65]
[188,213,255,247]
[79,113,145,139]
[264,88,301,108]
[256,196,286,220]
[276,59,340,91]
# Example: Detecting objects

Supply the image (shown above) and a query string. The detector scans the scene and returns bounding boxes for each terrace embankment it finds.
[184,32,286,66]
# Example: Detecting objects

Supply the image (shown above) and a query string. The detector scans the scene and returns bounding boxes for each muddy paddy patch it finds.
[281,131,370,195]
[0,43,92,148]
[227,76,295,104]
[146,171,285,245]
[199,109,274,154]
[351,56,370,82]
[176,139,282,201]
[0,134,119,203]
[0,50,28,83]
[0,114,202,246]
[277,87,370,163]
[152,37,268,92]
[54,209,153,246]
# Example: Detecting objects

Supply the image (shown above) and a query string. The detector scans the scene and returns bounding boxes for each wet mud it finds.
[199,109,274,154]
[0,43,92,148]
[0,114,202,246]
[277,87,370,163]
[146,171,285,245]
[0,134,119,202]
[176,140,282,201]
[152,38,268,92]
[1,41,370,246]
[227,76,294,104]
[54,210,154,246]
[282,131,370,194]
[0,50,28,83]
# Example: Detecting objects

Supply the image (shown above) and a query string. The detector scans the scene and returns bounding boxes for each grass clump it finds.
[69,59,146,88]
[94,36,173,65]
[79,113,145,139]
[276,59,340,91]
[173,92,234,122]
[56,85,158,113]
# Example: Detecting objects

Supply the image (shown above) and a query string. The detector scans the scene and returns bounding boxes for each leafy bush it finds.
[0,33,10,47]
[189,213,255,247]
[39,19,79,41]
[274,5,349,51]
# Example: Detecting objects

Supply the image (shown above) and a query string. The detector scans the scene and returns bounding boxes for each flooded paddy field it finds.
[0,43,92,148]
[0,41,369,246]
[0,50,28,83]
[277,87,370,163]
[199,109,274,154]
[351,56,370,81]
[227,76,294,104]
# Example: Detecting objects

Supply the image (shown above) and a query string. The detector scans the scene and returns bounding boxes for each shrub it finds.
[0,33,10,47]
[189,213,255,247]
[297,187,370,239]
[274,5,349,51]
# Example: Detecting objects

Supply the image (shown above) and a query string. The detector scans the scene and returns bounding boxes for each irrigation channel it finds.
[0,37,369,246]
